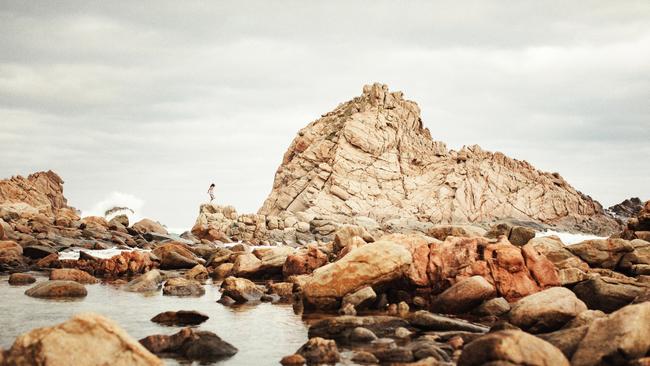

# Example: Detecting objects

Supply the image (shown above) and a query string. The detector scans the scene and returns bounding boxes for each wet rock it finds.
[509,226,536,246]
[212,263,234,279]
[571,302,650,366]
[231,252,262,277]
[140,327,237,363]
[339,303,357,316]
[410,311,488,333]
[561,309,606,329]
[24,280,87,298]
[395,326,413,339]
[431,275,496,314]
[537,325,589,359]
[572,276,645,312]
[458,329,569,366]
[151,310,209,326]
[8,273,36,285]
[372,346,414,363]
[508,287,587,333]
[162,277,205,297]
[3,313,161,365]
[269,282,294,299]
[282,245,328,277]
[124,269,163,292]
[351,351,379,364]
[60,251,155,277]
[308,316,409,344]
[217,295,236,306]
[252,246,295,272]
[22,244,57,259]
[132,218,168,235]
[220,276,264,302]
[341,286,376,309]
[280,353,306,366]
[349,327,378,342]
[50,268,99,284]
[474,297,511,317]
[152,242,202,269]
[300,240,412,308]
[568,238,634,269]
[185,264,209,282]
[296,337,340,365]
[528,236,589,271]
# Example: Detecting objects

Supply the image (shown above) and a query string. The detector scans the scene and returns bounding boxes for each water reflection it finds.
[0,274,309,365]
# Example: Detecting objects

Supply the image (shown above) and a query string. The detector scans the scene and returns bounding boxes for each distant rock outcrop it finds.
[0,170,70,216]
[258,83,618,236]
[607,197,644,220]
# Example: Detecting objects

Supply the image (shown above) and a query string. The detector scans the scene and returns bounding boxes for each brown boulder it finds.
[151,310,209,326]
[300,240,412,308]
[152,242,202,269]
[139,327,237,363]
[296,337,340,365]
[185,264,209,282]
[220,276,264,303]
[572,302,650,366]
[8,273,36,285]
[3,313,161,366]
[282,245,328,277]
[458,329,570,366]
[162,277,205,297]
[80,216,109,230]
[508,287,587,333]
[50,268,99,284]
[568,238,634,269]
[572,276,646,312]
[24,280,87,298]
[427,225,486,241]
[430,275,496,314]
[132,218,168,235]
[124,270,163,292]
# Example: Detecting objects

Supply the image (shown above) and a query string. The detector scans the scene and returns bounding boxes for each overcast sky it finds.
[1,1,649,230]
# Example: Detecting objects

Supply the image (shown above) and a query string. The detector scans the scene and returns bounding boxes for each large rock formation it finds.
[0,170,70,217]
[257,83,618,236]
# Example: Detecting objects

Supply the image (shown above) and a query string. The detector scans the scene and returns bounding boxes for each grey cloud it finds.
[0,0,649,229]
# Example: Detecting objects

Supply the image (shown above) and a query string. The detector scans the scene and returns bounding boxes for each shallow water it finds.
[0,274,309,365]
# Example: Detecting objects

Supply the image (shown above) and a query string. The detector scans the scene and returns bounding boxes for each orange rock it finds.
[283,245,328,277]
[50,268,99,284]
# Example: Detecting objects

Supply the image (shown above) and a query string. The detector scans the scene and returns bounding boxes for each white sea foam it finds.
[535,230,605,245]
[57,248,149,260]
[81,192,145,223]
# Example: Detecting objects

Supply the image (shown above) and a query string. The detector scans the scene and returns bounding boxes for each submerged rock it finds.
[220,276,264,303]
[296,337,340,365]
[8,273,36,285]
[3,313,161,365]
[151,310,209,326]
[24,280,87,298]
[124,269,163,292]
[140,327,237,363]
[49,268,99,284]
[162,277,205,297]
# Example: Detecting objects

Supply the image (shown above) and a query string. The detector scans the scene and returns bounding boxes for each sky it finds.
[1,1,649,230]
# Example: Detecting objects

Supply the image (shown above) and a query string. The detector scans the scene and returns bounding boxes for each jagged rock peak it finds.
[0,170,69,215]
[258,83,619,235]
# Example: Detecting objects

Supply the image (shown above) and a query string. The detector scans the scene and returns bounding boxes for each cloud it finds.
[0,0,648,229]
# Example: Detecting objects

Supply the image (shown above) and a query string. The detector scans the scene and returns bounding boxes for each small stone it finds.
[296,337,340,365]
[351,351,379,364]
[395,327,412,339]
[8,273,36,285]
[162,277,205,297]
[151,310,209,326]
[280,353,306,366]
[339,303,357,316]
[349,327,378,342]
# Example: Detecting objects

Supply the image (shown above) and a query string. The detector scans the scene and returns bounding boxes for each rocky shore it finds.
[0,85,648,365]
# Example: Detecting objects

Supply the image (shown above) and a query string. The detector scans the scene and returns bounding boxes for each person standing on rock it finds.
[207,183,216,202]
